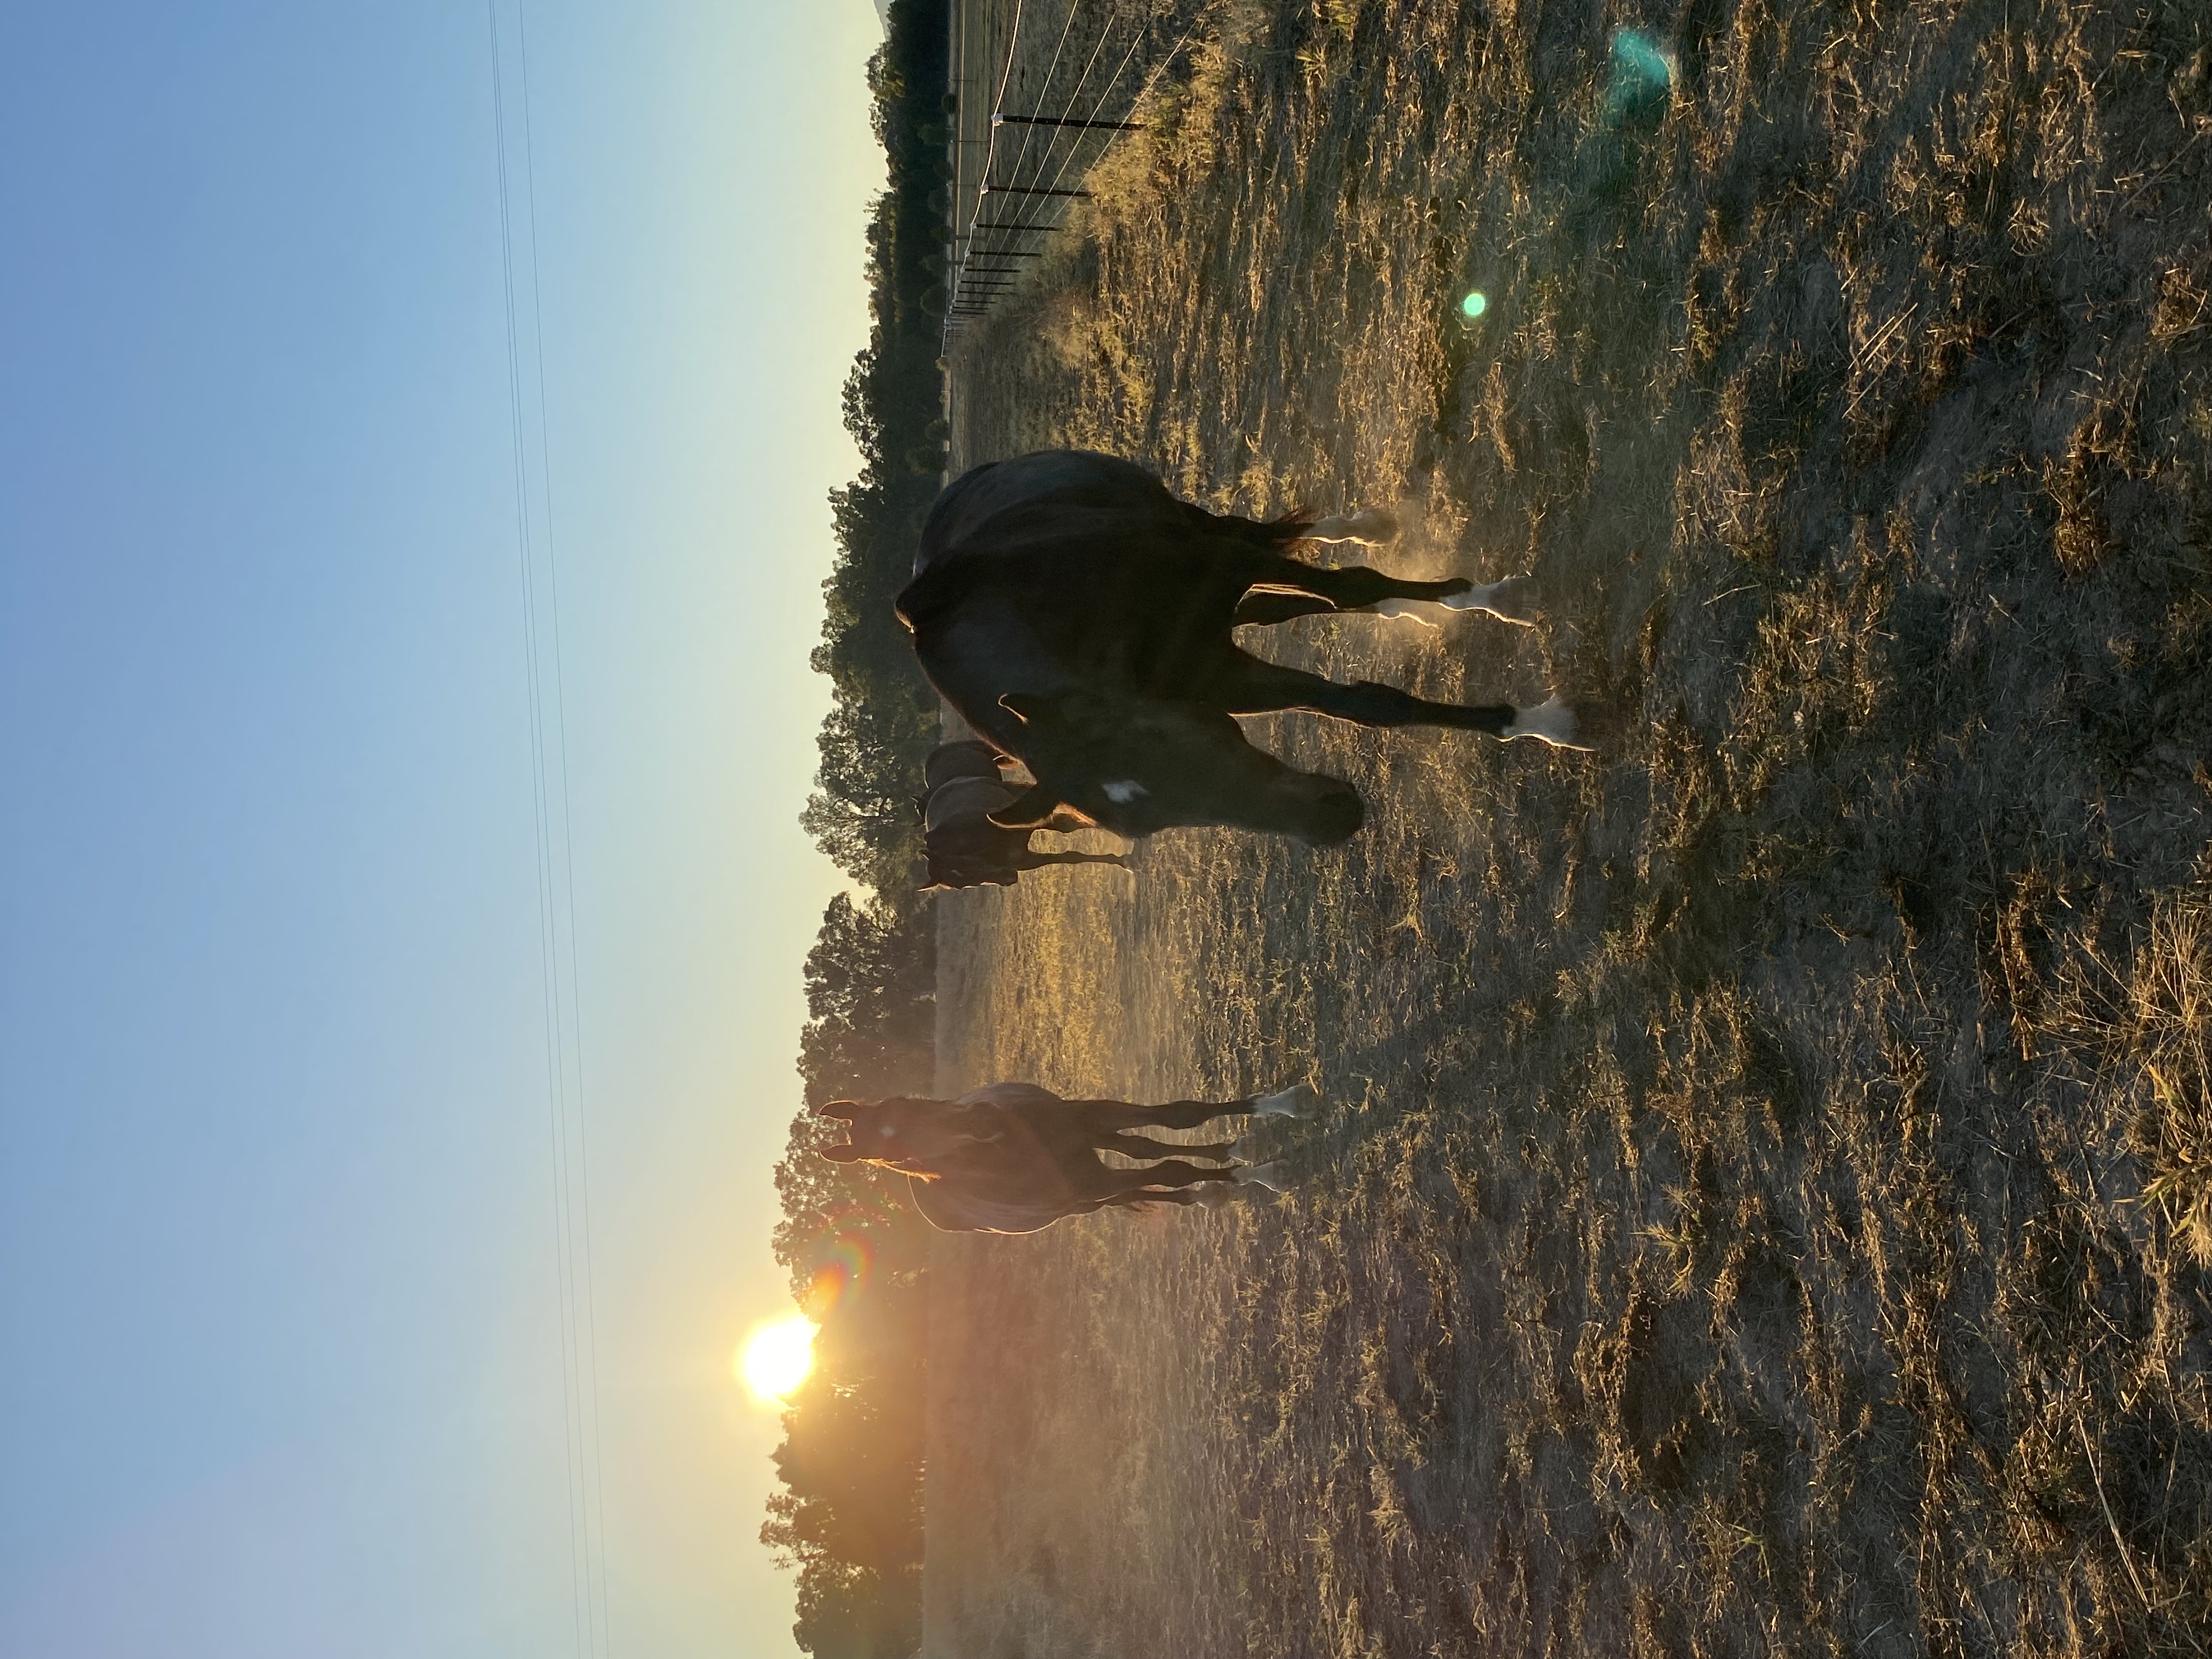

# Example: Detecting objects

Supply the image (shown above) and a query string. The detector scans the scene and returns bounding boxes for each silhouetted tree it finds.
[804,0,953,907]
[766,887,937,1655]
[775,3,950,1645]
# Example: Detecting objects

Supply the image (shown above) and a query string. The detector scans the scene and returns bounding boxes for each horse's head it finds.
[813,1096,1003,1168]
[992,690,1364,845]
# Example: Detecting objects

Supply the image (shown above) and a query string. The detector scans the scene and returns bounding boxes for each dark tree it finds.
[765,887,938,1655]
[773,3,950,1646]
[803,0,955,907]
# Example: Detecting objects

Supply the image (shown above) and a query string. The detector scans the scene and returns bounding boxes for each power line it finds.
[512,7,613,1648]
[486,4,610,1654]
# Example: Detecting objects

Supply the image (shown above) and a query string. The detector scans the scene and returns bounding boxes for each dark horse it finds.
[919,740,1127,891]
[815,1081,1307,1234]
[895,450,1591,845]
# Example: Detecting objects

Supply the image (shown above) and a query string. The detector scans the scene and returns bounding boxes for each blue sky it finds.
[0,3,885,1654]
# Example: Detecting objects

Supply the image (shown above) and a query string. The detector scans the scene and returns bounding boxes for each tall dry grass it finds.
[926,1,2212,1654]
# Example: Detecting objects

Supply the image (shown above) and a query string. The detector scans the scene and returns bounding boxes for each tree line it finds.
[766,1,952,1653]
[763,895,934,1658]
[799,0,957,907]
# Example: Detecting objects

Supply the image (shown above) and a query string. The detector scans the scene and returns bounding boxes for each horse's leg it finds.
[1233,590,1341,627]
[1303,507,1399,545]
[1071,1099,1258,1132]
[1096,1131,1238,1164]
[1217,648,1517,734]
[1237,550,1471,611]
[1098,1187,1205,1210]
[1103,1159,1239,1194]
[1372,574,1543,628]
[1012,849,1130,871]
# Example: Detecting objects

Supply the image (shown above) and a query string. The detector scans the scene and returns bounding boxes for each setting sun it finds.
[736,1313,816,1403]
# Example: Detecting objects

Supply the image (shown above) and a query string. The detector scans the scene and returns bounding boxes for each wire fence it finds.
[940,0,1208,345]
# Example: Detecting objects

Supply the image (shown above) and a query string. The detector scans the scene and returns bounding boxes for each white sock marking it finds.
[1501,696,1592,749]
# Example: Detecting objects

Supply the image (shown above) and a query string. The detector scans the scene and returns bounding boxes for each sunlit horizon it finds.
[737,1314,818,1405]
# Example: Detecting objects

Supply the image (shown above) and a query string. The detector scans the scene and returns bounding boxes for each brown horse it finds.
[921,765,1128,891]
[815,1081,1308,1234]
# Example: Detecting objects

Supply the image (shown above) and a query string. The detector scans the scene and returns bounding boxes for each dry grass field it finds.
[923,1,2212,1654]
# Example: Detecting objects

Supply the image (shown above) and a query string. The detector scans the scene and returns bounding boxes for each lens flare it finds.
[1460,290,1488,319]
[1602,29,1674,128]
[805,1233,874,1321]
[736,1314,817,1403]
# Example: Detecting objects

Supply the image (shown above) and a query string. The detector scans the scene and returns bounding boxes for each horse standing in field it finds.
[815,1081,1310,1234]
[919,740,1128,891]
[896,449,1593,845]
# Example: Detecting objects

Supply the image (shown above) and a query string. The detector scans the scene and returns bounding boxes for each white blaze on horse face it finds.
[1102,779,1148,803]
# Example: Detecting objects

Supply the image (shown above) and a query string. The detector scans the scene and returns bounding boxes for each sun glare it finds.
[737,1314,817,1403]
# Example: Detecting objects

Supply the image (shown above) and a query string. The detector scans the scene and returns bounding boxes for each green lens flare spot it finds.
[1602,29,1674,128]
[1460,290,1488,319]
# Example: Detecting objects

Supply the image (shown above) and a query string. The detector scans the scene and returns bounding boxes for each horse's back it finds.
[915,450,1178,573]
[924,776,1019,833]
[923,739,1005,792]
[952,1081,1065,1110]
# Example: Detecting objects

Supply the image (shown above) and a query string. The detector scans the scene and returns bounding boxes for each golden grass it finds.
[926,0,2212,1654]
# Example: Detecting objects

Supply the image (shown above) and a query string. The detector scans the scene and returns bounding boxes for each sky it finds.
[0,3,887,1655]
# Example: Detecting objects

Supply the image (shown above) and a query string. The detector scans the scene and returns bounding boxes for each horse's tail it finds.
[1181,500,1316,547]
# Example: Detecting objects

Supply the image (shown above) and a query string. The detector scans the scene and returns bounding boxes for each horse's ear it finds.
[818,1142,862,1163]
[814,1100,859,1121]
[986,783,1061,831]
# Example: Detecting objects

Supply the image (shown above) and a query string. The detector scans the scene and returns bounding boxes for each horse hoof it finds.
[1234,1160,1291,1192]
[1341,507,1398,544]
[1251,1082,1315,1119]
[1193,1182,1238,1209]
[1501,695,1598,751]
[1444,573,1541,624]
